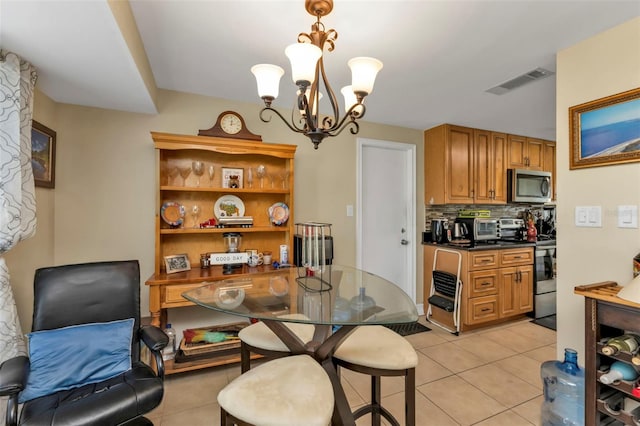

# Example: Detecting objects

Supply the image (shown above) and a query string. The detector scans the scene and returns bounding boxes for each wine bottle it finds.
[599,361,639,384]
[601,334,640,355]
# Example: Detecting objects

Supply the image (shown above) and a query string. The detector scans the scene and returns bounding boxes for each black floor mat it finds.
[384,322,431,336]
[531,315,557,331]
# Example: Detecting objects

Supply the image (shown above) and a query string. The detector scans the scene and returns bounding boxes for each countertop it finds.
[421,240,536,251]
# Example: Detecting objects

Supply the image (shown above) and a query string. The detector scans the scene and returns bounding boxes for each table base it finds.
[262,321,357,426]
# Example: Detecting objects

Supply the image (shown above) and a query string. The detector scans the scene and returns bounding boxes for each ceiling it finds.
[2,1,639,141]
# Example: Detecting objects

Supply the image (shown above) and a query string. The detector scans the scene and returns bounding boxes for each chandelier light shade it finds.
[340,85,363,116]
[285,43,322,85]
[348,57,384,96]
[251,64,285,100]
[251,0,383,149]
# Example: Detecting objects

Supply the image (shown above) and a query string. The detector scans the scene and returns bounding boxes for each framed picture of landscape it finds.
[570,87,640,169]
[31,120,56,188]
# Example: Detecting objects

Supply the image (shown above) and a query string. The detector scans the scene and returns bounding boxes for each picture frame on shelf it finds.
[569,87,640,170]
[31,120,57,188]
[222,167,243,188]
[164,254,191,274]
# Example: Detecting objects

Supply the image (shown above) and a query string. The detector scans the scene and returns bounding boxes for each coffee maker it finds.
[431,218,449,244]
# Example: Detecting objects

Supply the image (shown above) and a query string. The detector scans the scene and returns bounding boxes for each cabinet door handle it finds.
[481,281,491,286]
[513,256,522,259]
[481,308,491,312]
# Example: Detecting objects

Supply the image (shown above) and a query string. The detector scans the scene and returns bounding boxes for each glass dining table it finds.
[182,264,419,426]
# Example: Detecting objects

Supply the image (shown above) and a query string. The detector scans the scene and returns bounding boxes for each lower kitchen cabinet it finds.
[575,281,640,426]
[499,265,533,317]
[424,244,534,331]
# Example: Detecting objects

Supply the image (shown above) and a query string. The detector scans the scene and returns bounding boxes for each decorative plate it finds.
[214,195,245,218]
[268,202,289,226]
[160,201,185,227]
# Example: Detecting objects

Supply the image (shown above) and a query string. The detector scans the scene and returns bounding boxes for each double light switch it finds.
[574,205,639,228]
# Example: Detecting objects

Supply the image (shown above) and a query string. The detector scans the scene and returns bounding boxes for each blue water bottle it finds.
[540,348,585,426]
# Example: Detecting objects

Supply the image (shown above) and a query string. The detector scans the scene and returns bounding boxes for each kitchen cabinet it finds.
[543,140,557,200]
[575,281,640,426]
[474,130,507,204]
[424,124,505,205]
[145,131,296,374]
[424,124,473,204]
[507,135,544,170]
[499,265,534,317]
[424,244,534,331]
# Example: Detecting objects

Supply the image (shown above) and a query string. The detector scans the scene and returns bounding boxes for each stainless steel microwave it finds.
[508,169,552,203]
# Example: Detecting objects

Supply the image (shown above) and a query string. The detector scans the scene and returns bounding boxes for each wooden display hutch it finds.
[145,131,297,374]
[575,281,640,425]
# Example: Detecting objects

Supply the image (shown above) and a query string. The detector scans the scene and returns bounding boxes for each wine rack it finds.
[576,281,640,425]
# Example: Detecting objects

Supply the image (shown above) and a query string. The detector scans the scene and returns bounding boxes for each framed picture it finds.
[569,87,640,170]
[31,120,56,188]
[222,167,243,188]
[164,253,191,274]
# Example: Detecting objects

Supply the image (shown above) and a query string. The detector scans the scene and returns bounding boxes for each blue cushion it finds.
[19,318,134,403]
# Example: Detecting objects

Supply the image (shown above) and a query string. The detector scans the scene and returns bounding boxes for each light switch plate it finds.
[346,205,354,217]
[618,205,638,228]
[575,206,602,227]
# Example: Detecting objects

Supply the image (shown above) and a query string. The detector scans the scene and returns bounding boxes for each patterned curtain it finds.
[0,50,38,364]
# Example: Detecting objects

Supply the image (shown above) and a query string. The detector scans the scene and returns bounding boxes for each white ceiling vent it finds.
[486,67,555,95]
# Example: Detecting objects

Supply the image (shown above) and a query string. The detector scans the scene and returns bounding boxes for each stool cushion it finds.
[238,314,315,352]
[218,355,334,426]
[334,325,418,370]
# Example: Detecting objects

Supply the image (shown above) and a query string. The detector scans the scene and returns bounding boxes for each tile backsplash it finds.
[424,204,553,230]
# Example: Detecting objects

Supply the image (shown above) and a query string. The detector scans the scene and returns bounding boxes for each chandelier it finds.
[251,0,383,149]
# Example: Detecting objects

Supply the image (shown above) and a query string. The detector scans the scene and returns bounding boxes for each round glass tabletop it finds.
[181,264,419,326]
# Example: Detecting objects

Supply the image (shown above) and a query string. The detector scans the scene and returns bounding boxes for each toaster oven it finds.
[455,218,500,242]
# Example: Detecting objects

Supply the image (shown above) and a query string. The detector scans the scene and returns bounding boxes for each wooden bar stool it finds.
[238,314,315,372]
[218,354,334,426]
[332,325,418,426]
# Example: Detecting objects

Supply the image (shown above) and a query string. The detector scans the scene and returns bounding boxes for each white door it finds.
[357,138,416,302]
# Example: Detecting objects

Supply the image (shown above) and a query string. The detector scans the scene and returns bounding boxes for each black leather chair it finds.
[0,260,167,426]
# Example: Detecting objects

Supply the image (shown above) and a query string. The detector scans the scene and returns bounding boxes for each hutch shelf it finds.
[145,132,296,374]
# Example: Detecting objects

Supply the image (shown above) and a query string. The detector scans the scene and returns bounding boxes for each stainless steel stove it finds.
[534,237,556,330]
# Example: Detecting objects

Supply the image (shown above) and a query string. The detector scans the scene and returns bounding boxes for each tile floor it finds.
[147,316,556,425]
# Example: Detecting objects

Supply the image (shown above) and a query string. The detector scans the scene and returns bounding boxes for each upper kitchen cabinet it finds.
[543,140,557,201]
[424,124,506,205]
[475,131,507,204]
[507,135,544,170]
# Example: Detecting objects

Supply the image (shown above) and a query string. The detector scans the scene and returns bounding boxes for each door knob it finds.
[401,239,409,245]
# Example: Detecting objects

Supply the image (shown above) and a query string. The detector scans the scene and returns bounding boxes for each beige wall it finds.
[9,88,422,330]
[556,17,640,361]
